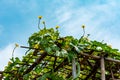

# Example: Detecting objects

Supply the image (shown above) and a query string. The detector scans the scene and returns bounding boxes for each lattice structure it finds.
[1,46,120,80]
[1,27,120,80]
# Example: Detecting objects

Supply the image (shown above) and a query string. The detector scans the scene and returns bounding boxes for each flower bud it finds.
[15,43,19,47]
[55,25,60,29]
[82,25,85,28]
[42,21,45,24]
[38,16,42,19]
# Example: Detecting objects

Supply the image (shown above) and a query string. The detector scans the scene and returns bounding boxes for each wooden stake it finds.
[101,56,105,80]
[111,69,115,80]
[0,71,3,80]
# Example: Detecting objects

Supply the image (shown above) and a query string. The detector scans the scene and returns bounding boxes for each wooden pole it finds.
[111,69,115,80]
[101,56,105,80]
[0,71,3,80]
[0,71,3,74]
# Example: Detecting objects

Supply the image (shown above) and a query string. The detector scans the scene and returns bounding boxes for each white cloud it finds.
[55,1,120,50]
[0,43,25,71]
[56,10,72,24]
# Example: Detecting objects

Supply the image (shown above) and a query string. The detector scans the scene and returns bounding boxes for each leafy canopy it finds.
[3,17,120,80]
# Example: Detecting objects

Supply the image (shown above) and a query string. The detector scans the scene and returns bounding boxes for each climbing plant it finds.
[2,16,120,80]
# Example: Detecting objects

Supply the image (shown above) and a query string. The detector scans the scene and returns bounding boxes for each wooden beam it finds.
[21,46,120,64]
[100,56,105,80]
[80,50,94,64]
[80,52,120,64]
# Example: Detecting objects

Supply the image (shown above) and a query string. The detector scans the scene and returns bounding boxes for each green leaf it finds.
[45,47,52,53]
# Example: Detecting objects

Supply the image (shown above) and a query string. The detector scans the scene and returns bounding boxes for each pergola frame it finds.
[0,46,120,80]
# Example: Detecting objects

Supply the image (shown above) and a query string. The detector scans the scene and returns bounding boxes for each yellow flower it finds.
[64,45,70,50]
[34,44,39,49]
[108,45,112,48]
[38,16,42,19]
[46,78,48,80]
[87,45,91,49]
[55,25,60,29]
[40,50,44,53]
[82,25,85,28]
[42,21,45,24]
[15,43,19,47]
[8,61,12,65]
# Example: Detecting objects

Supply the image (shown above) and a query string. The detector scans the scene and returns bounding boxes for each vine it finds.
[2,16,120,80]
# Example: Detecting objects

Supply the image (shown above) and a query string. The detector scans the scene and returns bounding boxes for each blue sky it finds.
[0,0,120,70]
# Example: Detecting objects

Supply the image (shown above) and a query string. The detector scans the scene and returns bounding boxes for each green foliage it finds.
[3,20,120,79]
[38,72,64,80]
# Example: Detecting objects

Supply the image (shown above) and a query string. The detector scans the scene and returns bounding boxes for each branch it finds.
[53,57,57,71]
[54,58,68,72]
[20,46,36,49]
[85,60,100,80]
[23,52,47,75]
[111,69,115,80]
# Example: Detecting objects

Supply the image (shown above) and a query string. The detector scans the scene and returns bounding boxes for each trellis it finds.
[0,45,120,80]
[0,18,120,79]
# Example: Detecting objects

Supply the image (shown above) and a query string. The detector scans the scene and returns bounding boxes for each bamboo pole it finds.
[101,56,105,80]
